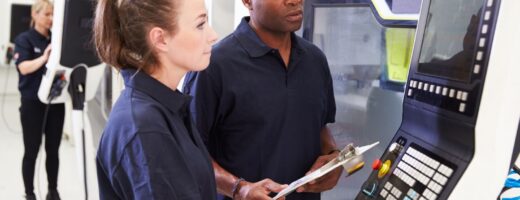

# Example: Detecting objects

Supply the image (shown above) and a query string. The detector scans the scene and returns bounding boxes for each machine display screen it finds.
[417,0,484,82]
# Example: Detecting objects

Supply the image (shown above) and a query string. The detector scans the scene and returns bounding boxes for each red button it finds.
[372,159,382,170]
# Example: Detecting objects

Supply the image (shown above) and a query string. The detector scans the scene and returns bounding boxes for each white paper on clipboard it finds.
[272,142,379,200]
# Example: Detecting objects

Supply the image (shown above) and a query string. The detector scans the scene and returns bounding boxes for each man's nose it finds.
[286,0,303,6]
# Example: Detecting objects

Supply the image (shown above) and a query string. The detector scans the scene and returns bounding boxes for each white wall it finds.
[0,0,34,66]
[204,0,249,41]
[210,0,235,39]
[0,1,11,66]
[1,0,249,66]
[234,0,249,28]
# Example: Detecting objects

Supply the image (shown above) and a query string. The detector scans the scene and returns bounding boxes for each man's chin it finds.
[288,25,303,32]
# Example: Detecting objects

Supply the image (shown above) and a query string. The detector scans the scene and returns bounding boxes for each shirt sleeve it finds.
[97,159,121,200]
[192,63,223,156]
[112,132,201,200]
[323,55,336,125]
[183,71,199,127]
[14,34,34,66]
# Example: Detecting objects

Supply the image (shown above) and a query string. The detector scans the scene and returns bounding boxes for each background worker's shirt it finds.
[189,17,336,200]
[97,69,217,200]
[14,28,50,100]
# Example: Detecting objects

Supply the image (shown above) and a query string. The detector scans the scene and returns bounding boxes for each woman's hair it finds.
[30,0,53,27]
[93,0,180,73]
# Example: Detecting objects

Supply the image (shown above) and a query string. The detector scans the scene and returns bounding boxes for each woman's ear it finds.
[242,0,253,11]
[148,27,169,53]
[31,11,37,21]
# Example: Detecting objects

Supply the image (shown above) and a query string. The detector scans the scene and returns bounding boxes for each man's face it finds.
[249,0,304,33]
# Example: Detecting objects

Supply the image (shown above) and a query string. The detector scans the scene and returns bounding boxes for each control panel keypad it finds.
[387,147,454,200]
[380,182,403,200]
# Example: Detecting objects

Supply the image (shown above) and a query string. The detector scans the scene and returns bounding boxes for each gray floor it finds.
[0,66,86,200]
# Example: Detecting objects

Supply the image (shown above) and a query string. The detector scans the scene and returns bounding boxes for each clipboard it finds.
[272,142,379,200]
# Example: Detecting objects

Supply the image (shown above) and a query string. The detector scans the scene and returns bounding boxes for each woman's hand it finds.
[235,178,287,200]
[42,45,52,62]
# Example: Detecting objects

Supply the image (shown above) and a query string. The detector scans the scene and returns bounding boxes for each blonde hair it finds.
[30,0,53,27]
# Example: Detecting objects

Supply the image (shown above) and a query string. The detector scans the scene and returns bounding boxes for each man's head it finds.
[243,0,304,33]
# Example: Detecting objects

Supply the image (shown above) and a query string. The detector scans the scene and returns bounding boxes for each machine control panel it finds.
[354,0,513,198]
[356,138,457,200]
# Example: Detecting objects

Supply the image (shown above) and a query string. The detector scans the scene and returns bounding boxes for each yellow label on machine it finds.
[385,28,415,83]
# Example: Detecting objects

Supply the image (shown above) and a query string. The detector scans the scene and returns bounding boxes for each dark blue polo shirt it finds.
[14,28,50,100]
[96,69,217,200]
[187,17,336,200]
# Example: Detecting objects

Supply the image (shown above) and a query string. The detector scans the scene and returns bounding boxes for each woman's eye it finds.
[197,21,206,30]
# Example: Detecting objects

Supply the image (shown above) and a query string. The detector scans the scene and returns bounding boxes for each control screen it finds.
[417,0,484,82]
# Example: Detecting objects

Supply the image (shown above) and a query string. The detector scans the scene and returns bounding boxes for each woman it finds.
[93,0,218,199]
[13,1,64,200]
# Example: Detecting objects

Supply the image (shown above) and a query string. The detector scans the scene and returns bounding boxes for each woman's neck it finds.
[34,25,49,38]
[149,64,186,92]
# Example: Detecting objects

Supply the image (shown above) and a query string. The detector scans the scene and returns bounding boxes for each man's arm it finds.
[320,125,339,155]
[296,125,343,193]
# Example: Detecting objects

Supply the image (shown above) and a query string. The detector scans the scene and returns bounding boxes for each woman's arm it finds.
[212,159,286,200]
[18,45,51,75]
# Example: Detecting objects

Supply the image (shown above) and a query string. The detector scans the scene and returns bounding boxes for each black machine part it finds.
[60,0,100,67]
[511,121,520,172]
[68,66,86,110]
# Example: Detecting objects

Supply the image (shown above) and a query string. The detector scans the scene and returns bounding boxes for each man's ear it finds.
[148,27,168,53]
[242,0,253,11]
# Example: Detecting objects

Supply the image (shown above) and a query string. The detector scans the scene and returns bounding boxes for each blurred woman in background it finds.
[13,0,64,200]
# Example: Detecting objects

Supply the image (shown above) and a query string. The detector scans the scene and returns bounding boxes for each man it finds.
[185,0,341,199]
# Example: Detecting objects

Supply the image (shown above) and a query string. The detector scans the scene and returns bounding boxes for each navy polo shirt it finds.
[96,69,217,200]
[188,17,335,200]
[14,28,50,100]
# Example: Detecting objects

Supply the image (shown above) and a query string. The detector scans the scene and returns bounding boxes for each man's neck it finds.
[249,20,293,67]
[249,21,292,52]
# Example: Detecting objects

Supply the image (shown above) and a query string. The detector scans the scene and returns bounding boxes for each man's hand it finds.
[235,178,287,200]
[296,152,343,193]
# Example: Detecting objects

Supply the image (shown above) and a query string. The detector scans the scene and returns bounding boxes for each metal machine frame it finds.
[355,0,520,199]
[37,0,105,199]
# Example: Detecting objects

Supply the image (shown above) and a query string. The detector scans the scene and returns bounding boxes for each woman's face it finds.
[164,0,218,72]
[33,5,53,30]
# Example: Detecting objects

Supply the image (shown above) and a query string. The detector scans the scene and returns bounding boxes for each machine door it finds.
[303,0,420,199]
